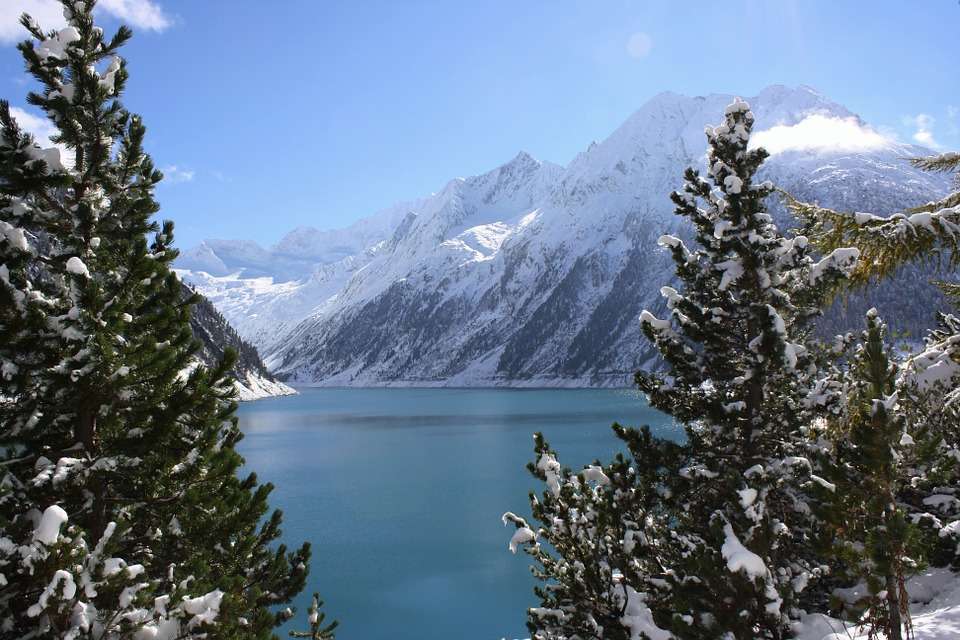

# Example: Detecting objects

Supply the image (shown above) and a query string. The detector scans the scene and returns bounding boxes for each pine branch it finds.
[786,193,960,284]
[910,152,960,173]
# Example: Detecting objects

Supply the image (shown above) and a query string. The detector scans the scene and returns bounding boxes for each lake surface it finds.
[237,388,678,640]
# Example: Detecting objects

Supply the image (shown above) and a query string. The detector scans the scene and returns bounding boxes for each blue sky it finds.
[1,0,958,249]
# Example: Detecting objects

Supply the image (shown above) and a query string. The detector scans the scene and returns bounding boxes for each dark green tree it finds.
[806,310,922,640]
[631,98,857,640]
[503,426,680,640]
[506,98,860,639]
[790,152,960,569]
[0,1,311,637]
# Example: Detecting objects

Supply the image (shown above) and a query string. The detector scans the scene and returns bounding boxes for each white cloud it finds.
[904,113,940,149]
[750,114,896,156]
[947,106,958,137]
[9,106,56,145]
[162,165,195,184]
[0,0,171,43]
[0,0,63,43]
[97,0,170,31]
[8,105,73,167]
[626,32,653,59]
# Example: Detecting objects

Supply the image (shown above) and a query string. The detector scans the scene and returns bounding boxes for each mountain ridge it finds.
[176,85,954,386]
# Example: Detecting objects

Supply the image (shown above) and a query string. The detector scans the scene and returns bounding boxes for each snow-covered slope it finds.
[177,85,953,387]
[185,283,296,400]
[794,568,960,639]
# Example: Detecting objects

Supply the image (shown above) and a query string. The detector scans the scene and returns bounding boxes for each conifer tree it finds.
[790,152,960,565]
[503,426,680,640]
[0,2,310,637]
[788,151,960,410]
[633,98,857,639]
[506,99,860,639]
[806,310,921,640]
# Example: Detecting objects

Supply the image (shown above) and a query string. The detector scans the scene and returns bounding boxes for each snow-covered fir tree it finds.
[634,98,859,639]
[791,151,960,569]
[805,310,923,640]
[789,153,960,638]
[504,98,861,639]
[502,426,681,640]
[0,2,310,637]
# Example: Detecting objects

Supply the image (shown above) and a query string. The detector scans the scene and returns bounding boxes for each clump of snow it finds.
[24,143,65,173]
[581,465,610,486]
[809,247,860,284]
[0,221,29,251]
[720,522,767,578]
[36,27,81,60]
[507,526,536,554]
[902,342,960,396]
[723,175,743,194]
[502,512,537,554]
[658,234,682,248]
[99,57,122,94]
[537,451,562,496]
[640,310,671,331]
[619,585,673,640]
[65,256,90,278]
[716,259,744,290]
[34,504,68,545]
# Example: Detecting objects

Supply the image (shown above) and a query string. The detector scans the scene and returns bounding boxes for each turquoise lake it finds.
[236,388,679,639]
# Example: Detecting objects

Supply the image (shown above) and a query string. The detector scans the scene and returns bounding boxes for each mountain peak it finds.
[505,150,539,169]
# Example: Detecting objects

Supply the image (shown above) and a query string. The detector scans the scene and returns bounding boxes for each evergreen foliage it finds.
[633,98,859,639]
[806,311,921,640]
[502,426,680,640]
[0,1,310,637]
[506,98,861,639]
[787,152,959,289]
[288,593,338,640]
[791,149,960,569]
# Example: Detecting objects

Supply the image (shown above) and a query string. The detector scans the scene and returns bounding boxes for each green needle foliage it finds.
[0,1,312,637]
[289,593,339,640]
[506,98,861,640]
[787,152,960,289]
[789,149,960,553]
[807,311,922,640]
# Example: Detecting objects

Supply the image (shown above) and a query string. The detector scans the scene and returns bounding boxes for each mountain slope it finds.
[184,283,295,399]
[178,85,954,386]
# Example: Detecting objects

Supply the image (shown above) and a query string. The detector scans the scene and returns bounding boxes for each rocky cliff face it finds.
[185,283,295,399]
[178,86,954,387]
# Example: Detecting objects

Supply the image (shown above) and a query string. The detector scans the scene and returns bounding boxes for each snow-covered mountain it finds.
[177,85,953,386]
[185,283,295,400]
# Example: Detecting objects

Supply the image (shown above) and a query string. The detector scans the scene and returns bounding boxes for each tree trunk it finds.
[886,572,904,640]
[77,403,108,541]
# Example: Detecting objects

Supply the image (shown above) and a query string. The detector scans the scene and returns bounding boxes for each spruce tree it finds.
[502,427,680,640]
[505,99,860,639]
[0,2,310,637]
[806,310,922,640]
[790,152,960,566]
[633,98,857,639]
